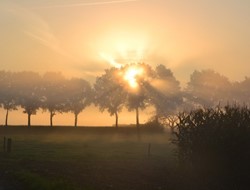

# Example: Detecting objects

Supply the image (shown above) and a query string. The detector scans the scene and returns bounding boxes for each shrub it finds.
[171,105,250,188]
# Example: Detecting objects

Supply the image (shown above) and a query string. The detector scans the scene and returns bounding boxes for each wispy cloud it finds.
[0,1,79,62]
[23,30,65,56]
[33,0,140,9]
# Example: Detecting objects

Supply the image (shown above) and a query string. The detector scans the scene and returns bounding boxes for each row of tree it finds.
[0,63,250,127]
[0,71,92,127]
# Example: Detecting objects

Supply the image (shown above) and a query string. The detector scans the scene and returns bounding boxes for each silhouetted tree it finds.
[94,67,126,128]
[146,65,182,122]
[186,70,232,107]
[231,77,250,106]
[123,63,155,129]
[41,72,67,127]
[126,93,147,128]
[0,71,18,126]
[14,71,42,127]
[65,78,92,127]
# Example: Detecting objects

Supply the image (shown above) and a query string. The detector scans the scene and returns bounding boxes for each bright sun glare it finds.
[99,33,147,69]
[99,34,147,89]
[123,66,144,88]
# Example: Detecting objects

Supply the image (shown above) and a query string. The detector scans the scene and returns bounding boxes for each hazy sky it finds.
[1,0,250,126]
[1,0,250,84]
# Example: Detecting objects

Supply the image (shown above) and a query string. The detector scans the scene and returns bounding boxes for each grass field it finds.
[0,126,185,190]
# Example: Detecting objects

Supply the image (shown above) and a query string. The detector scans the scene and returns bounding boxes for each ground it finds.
[0,126,180,190]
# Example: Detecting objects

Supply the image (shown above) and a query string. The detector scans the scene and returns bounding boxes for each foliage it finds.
[2,67,250,129]
[14,71,43,127]
[0,71,18,110]
[186,70,232,107]
[94,68,125,115]
[143,116,165,132]
[41,72,67,126]
[65,78,93,127]
[124,63,155,128]
[94,67,126,127]
[0,71,18,125]
[231,77,250,105]
[171,105,250,188]
[124,63,155,110]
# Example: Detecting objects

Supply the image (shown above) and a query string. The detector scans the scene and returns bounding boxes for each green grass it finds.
[0,126,178,190]
[14,170,80,190]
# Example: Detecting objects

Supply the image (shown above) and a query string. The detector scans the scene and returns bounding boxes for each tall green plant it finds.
[172,105,250,188]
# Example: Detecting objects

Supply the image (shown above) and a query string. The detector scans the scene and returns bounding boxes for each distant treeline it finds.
[0,63,250,127]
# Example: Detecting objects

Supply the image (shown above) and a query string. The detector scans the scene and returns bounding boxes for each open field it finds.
[0,126,184,190]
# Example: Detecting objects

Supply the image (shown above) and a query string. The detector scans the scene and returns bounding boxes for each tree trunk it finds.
[136,107,140,129]
[155,115,159,126]
[50,111,54,127]
[28,113,31,128]
[115,111,119,128]
[136,107,140,141]
[5,109,9,127]
[74,113,78,127]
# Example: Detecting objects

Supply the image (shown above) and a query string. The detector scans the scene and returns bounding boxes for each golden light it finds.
[123,66,144,88]
[99,52,122,68]
[98,30,148,68]
[97,31,147,89]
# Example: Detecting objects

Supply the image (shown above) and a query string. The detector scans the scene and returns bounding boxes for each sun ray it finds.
[99,52,123,68]
[123,66,144,88]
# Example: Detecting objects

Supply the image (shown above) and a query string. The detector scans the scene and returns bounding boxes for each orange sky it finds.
[0,106,153,126]
[1,0,250,82]
[1,0,250,126]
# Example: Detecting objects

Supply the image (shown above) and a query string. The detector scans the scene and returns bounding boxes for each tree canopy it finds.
[0,65,250,127]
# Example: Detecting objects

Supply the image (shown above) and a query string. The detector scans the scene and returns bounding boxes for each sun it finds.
[123,66,144,88]
[99,31,148,68]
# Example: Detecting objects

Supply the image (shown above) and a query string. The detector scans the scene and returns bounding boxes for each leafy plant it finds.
[171,105,250,188]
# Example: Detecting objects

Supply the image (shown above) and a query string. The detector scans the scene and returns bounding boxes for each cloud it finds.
[33,0,140,9]
[23,31,61,54]
[0,2,79,60]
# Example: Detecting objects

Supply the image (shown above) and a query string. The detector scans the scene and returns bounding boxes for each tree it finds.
[14,71,42,127]
[186,70,232,108]
[123,63,155,129]
[126,92,147,128]
[146,65,182,122]
[65,78,92,127]
[94,67,126,128]
[41,72,67,127]
[0,71,18,126]
[231,77,250,106]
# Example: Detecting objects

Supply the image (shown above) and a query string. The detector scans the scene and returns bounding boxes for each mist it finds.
[1,66,250,127]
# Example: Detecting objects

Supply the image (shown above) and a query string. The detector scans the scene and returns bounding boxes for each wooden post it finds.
[3,136,6,152]
[7,138,12,153]
[148,143,151,157]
